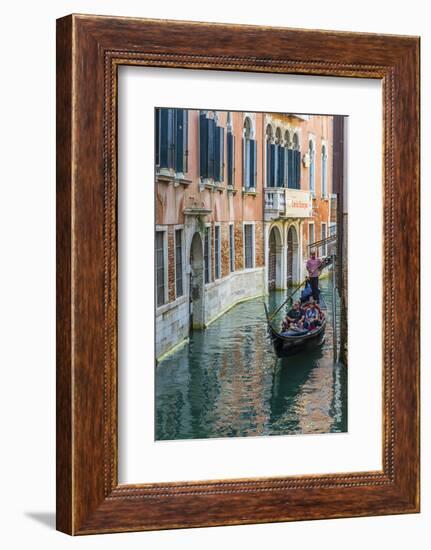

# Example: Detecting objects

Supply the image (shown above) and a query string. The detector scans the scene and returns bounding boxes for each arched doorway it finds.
[189,232,204,329]
[268,226,282,291]
[286,226,299,286]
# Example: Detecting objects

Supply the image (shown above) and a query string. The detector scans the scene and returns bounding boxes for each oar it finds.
[267,256,334,321]
[268,279,306,321]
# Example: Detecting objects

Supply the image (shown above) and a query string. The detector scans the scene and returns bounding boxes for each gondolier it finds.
[306,250,323,303]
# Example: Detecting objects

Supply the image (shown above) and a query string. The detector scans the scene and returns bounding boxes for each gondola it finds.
[264,302,326,358]
[264,256,333,358]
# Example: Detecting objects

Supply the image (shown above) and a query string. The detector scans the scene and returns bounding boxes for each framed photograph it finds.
[56,14,420,534]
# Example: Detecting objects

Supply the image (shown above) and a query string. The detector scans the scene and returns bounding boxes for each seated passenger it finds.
[282,301,305,331]
[303,296,322,314]
[304,299,322,331]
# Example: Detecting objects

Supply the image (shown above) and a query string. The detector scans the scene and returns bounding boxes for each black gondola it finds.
[264,303,326,358]
[263,255,333,358]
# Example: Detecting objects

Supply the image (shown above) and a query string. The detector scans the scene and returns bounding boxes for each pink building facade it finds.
[155,109,337,359]
[263,113,335,291]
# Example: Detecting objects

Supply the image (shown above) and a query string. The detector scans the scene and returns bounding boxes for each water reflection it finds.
[155,278,347,440]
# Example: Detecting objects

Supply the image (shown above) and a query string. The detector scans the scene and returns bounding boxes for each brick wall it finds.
[254,221,264,268]
[221,222,230,278]
[234,221,244,271]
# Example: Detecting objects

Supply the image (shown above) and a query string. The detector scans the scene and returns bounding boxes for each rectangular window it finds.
[157,108,187,173]
[175,229,183,298]
[204,227,211,284]
[266,140,271,186]
[243,138,250,188]
[277,146,285,187]
[155,231,165,307]
[227,132,235,186]
[273,144,278,187]
[199,113,208,178]
[215,126,224,182]
[287,148,294,188]
[155,109,160,167]
[321,223,327,256]
[309,223,315,251]
[244,224,254,269]
[229,224,235,272]
[157,108,175,170]
[183,110,189,173]
[174,109,188,174]
[249,139,257,189]
[214,226,221,279]
[200,113,223,182]
[207,118,216,179]
[309,154,315,194]
[322,151,327,197]
[295,150,301,189]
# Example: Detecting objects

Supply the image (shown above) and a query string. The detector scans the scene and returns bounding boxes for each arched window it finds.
[288,133,301,189]
[226,112,235,187]
[266,124,274,187]
[275,127,282,144]
[309,139,315,194]
[244,116,252,138]
[321,144,327,197]
[243,117,256,189]
[274,128,284,187]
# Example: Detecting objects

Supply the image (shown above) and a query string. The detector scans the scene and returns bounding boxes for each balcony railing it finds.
[264,188,285,212]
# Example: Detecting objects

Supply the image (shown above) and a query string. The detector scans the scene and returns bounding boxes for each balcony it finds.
[264,188,285,221]
[183,192,212,218]
[264,188,312,221]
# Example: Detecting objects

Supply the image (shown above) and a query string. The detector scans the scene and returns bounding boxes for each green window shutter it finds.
[296,150,302,189]
[287,149,294,188]
[207,118,216,179]
[167,109,175,169]
[215,126,224,182]
[199,113,208,178]
[183,110,189,172]
[174,109,184,173]
[227,132,234,186]
[249,139,256,188]
[155,109,160,167]
[277,147,286,187]
[159,108,170,169]
[270,144,276,186]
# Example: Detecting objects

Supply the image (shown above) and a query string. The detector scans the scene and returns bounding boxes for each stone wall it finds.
[203,267,265,326]
[156,265,266,360]
[156,296,189,361]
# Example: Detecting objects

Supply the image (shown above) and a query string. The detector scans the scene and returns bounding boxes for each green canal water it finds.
[155,278,347,440]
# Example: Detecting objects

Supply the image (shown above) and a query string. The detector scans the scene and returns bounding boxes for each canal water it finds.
[155,277,347,440]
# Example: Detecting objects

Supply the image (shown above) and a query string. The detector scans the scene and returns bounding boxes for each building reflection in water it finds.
[155,279,347,441]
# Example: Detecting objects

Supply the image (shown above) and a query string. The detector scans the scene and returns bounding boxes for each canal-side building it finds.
[263,113,335,291]
[155,109,266,360]
[155,108,339,360]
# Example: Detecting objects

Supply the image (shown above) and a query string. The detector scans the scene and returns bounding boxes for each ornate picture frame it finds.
[56,14,420,534]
